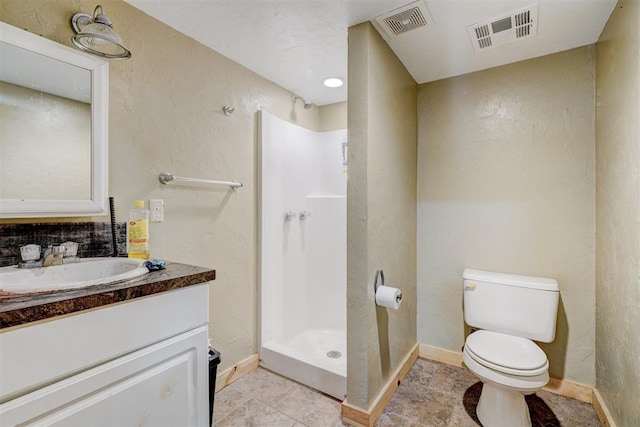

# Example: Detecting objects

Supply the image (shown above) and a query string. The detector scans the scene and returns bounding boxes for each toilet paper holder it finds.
[373,269,403,308]
[374,270,385,292]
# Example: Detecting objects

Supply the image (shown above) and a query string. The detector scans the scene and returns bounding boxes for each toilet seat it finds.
[465,330,548,377]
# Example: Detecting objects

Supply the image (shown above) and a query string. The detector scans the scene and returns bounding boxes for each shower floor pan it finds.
[261,328,346,400]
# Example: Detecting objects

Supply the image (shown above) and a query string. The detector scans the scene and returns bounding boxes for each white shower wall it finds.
[259,111,347,399]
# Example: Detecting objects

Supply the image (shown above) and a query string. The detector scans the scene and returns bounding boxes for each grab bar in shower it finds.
[158,172,244,189]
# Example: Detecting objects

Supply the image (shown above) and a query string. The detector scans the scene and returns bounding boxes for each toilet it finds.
[462,268,559,427]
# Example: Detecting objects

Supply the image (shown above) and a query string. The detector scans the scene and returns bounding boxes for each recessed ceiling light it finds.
[323,77,344,88]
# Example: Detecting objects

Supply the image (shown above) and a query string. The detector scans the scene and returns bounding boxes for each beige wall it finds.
[347,22,417,409]
[595,0,640,424]
[319,101,347,132]
[417,47,596,385]
[0,0,321,373]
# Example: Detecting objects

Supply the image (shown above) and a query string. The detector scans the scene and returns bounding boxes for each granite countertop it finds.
[0,262,216,329]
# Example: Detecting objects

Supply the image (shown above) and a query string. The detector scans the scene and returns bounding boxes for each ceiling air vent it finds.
[375,0,434,38]
[467,4,538,52]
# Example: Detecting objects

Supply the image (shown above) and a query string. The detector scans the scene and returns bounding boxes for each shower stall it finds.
[259,110,347,400]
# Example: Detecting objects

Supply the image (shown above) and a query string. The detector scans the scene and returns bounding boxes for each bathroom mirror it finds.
[0,21,108,218]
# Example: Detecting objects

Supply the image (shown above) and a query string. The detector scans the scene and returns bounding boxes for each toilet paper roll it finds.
[375,285,402,310]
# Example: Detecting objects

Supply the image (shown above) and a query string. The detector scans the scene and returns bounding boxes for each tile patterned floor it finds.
[213,358,601,426]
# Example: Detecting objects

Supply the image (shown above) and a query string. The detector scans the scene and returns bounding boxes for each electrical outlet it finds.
[150,199,164,222]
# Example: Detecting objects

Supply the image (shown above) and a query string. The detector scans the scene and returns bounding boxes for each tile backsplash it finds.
[0,222,126,267]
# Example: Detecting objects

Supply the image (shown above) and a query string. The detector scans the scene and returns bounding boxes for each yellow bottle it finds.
[127,200,150,259]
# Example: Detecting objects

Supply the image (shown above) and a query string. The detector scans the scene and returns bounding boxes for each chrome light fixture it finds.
[71,5,131,59]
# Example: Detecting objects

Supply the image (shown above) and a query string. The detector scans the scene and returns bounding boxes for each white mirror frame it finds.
[0,21,108,218]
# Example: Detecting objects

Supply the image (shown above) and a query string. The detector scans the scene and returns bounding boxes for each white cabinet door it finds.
[0,326,209,427]
[0,284,210,401]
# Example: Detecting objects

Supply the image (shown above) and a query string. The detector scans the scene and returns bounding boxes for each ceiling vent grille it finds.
[467,4,538,52]
[375,0,434,38]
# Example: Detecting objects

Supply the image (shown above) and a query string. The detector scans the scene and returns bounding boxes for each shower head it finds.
[291,94,312,110]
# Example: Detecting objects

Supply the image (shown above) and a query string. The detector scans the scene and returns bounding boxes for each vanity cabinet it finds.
[0,283,210,426]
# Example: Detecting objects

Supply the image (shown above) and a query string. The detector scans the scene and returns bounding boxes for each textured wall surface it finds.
[417,47,596,385]
[347,22,417,409]
[319,101,347,132]
[0,0,323,373]
[595,0,640,424]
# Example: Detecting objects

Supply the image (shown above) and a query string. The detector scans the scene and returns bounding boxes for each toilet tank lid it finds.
[463,269,559,292]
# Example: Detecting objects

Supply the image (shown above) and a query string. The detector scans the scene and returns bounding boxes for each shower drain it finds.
[326,350,342,359]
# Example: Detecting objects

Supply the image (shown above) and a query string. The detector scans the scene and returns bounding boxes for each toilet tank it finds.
[463,269,560,343]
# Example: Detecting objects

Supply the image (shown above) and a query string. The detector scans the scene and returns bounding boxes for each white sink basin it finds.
[0,258,149,295]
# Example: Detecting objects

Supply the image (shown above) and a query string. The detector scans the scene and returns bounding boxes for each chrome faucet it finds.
[19,243,76,268]
[299,210,311,220]
[19,244,42,268]
[42,245,66,267]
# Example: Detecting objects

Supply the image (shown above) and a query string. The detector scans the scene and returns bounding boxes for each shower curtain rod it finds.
[158,172,244,189]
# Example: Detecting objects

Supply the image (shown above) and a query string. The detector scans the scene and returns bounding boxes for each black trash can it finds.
[208,348,221,426]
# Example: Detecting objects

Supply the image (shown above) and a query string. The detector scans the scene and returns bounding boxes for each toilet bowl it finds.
[463,330,550,426]
[462,269,559,427]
